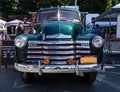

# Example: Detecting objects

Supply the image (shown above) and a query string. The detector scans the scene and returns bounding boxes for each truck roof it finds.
[37,7,80,14]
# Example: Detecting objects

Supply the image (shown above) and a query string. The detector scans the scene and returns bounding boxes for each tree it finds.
[0,0,17,20]
[78,0,120,14]
[17,0,40,14]
[0,0,120,20]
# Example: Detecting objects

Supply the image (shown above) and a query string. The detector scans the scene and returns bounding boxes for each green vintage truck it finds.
[14,7,104,84]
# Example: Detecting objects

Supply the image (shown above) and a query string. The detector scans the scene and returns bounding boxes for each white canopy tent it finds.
[86,13,116,27]
[0,19,6,27]
[5,19,24,26]
[96,3,120,21]
[5,19,31,26]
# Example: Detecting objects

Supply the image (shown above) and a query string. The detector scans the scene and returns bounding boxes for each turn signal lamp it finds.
[43,58,50,64]
[67,58,74,64]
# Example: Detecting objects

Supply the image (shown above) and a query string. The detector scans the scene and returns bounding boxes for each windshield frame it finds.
[36,9,81,23]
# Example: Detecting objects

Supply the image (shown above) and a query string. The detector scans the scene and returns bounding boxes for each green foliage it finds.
[0,0,17,20]
[0,0,120,20]
[78,0,120,14]
[110,26,116,35]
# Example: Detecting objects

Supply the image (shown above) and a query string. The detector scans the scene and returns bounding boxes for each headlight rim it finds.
[92,36,104,48]
[14,36,27,48]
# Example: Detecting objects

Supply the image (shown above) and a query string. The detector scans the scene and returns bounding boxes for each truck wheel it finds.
[83,72,97,84]
[21,72,34,84]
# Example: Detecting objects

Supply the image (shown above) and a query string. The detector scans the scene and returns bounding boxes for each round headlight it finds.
[92,36,104,48]
[14,36,27,48]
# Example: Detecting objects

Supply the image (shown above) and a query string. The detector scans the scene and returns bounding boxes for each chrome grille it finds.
[27,41,90,63]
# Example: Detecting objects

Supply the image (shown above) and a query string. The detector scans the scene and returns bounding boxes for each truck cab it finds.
[14,7,104,84]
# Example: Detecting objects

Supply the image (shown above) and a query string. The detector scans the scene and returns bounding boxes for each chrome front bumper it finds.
[14,62,103,75]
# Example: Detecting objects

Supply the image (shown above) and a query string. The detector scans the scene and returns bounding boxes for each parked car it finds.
[14,7,104,84]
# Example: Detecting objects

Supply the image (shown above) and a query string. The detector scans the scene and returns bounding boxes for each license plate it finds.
[80,56,97,64]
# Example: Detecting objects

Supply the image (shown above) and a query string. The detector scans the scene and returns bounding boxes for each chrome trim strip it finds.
[28,47,42,49]
[27,55,75,60]
[42,51,75,54]
[46,33,72,39]
[76,46,89,49]
[28,42,37,47]
[42,46,74,49]
[28,51,43,54]
[28,41,90,44]
[28,41,90,49]
[28,51,75,54]
[76,46,90,49]
[28,50,90,56]
[28,46,74,49]
[28,46,89,49]
[76,50,90,53]
[28,41,74,44]
[27,55,43,59]
[76,41,89,44]
[2,46,15,47]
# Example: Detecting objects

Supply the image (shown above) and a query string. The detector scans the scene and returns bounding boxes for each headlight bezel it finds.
[92,36,104,48]
[14,36,27,48]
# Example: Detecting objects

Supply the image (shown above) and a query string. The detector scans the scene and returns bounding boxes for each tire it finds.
[83,72,97,84]
[21,72,34,84]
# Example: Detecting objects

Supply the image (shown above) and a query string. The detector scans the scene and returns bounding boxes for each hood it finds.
[41,21,82,40]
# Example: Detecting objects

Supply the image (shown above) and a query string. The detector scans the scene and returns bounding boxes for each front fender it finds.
[15,34,39,63]
[76,34,104,63]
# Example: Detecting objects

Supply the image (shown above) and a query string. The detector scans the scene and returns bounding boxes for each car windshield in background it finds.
[37,10,80,23]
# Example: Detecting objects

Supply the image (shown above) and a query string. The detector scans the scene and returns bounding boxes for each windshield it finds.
[36,9,80,23]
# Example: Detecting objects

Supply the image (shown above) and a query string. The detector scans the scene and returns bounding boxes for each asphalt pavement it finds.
[0,53,120,92]
[103,52,120,64]
[0,52,120,92]
[0,64,120,92]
